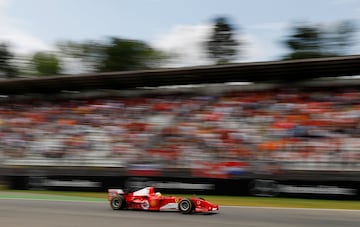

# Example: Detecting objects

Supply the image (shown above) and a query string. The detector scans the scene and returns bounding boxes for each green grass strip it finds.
[0,190,104,202]
[1,190,359,210]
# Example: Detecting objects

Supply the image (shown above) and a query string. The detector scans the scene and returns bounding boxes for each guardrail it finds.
[280,161,360,171]
[1,156,359,172]
[1,156,126,168]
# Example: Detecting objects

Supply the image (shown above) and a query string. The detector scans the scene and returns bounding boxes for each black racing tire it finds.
[178,198,194,214]
[110,196,125,210]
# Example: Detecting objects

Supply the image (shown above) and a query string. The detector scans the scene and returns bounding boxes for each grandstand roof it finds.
[1,55,360,95]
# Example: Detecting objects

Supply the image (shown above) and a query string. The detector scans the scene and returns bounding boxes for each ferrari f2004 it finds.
[108,186,219,214]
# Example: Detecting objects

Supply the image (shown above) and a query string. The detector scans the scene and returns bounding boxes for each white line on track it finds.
[223,205,360,212]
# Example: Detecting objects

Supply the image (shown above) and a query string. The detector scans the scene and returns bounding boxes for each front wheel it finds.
[178,198,194,214]
[110,196,125,210]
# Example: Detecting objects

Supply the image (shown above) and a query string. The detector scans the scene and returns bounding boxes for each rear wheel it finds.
[110,196,125,210]
[178,198,193,214]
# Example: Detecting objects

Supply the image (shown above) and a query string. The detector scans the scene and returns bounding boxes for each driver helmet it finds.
[155,192,162,197]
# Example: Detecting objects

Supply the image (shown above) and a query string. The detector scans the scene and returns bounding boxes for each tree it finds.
[283,21,356,60]
[58,37,166,73]
[206,17,240,64]
[57,40,105,73]
[0,43,17,78]
[31,52,62,76]
[323,21,356,56]
[98,38,165,72]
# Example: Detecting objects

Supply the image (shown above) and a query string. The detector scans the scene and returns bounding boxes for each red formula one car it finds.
[108,186,219,214]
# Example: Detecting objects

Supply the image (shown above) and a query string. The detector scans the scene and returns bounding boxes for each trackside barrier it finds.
[5,175,360,200]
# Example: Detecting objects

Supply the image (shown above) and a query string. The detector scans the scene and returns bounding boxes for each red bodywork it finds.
[108,186,219,214]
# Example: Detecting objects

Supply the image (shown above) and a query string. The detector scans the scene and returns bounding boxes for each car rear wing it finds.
[108,189,125,201]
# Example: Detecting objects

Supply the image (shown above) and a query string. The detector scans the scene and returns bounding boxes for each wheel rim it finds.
[180,201,189,210]
[112,198,120,207]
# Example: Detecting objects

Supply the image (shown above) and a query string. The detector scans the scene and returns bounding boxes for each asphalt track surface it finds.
[0,198,359,227]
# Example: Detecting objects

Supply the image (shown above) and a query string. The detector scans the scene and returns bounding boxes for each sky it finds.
[0,0,360,69]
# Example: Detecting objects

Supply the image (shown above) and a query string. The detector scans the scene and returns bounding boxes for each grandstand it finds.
[1,55,360,195]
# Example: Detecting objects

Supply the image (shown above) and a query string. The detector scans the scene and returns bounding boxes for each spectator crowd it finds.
[1,87,360,174]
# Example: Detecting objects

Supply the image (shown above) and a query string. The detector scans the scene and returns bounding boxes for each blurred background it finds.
[0,0,359,199]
